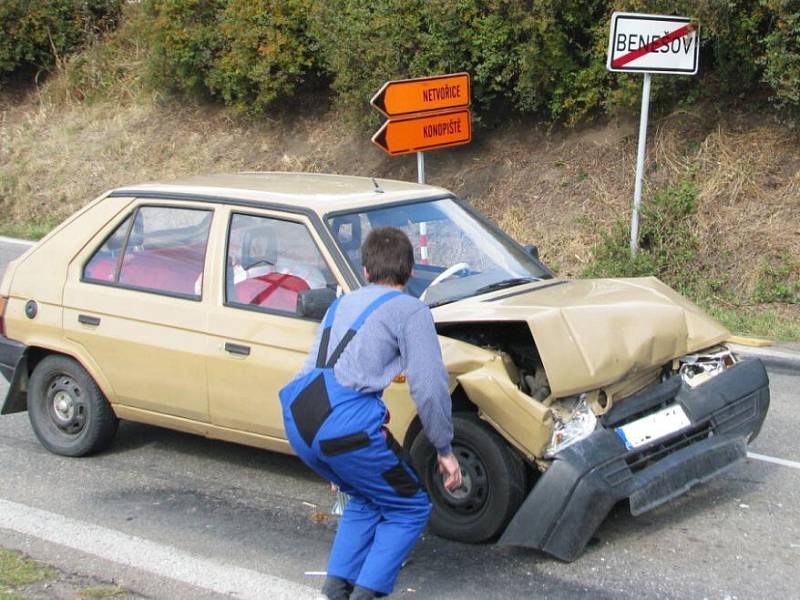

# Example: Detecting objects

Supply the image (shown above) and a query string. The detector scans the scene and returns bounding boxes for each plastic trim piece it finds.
[0,337,27,415]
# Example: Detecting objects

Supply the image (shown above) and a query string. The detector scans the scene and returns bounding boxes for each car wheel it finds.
[410,413,526,543]
[27,355,118,457]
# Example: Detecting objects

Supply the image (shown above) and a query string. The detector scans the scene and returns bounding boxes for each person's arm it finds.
[399,306,454,456]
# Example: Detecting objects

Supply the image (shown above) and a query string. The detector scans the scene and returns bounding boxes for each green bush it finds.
[752,254,800,304]
[309,0,481,124]
[0,0,122,80]
[307,0,798,125]
[145,0,319,112]
[32,0,800,125]
[309,0,609,125]
[143,0,224,98]
[583,180,700,295]
[762,2,800,119]
[515,2,610,125]
[208,0,318,113]
[39,2,149,105]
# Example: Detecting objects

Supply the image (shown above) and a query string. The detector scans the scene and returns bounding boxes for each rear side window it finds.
[84,214,134,283]
[83,206,213,299]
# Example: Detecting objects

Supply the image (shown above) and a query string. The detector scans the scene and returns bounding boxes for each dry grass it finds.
[0,96,356,229]
[651,111,800,298]
[463,110,799,308]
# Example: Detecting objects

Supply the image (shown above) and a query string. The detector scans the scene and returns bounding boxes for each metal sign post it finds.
[417,151,428,263]
[606,12,699,257]
[631,73,651,256]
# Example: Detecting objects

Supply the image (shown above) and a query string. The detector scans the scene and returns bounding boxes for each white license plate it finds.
[615,404,691,450]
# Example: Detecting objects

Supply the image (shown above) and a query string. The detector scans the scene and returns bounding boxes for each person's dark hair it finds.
[361,227,414,286]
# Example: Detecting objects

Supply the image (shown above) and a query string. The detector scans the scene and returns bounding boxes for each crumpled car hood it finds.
[432,277,729,398]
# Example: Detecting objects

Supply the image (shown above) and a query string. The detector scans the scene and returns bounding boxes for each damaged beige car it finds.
[0,173,769,561]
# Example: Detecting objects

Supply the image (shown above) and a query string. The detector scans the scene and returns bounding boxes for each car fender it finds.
[439,335,553,460]
[2,337,116,414]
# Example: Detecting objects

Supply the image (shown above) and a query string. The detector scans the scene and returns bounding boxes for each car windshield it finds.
[326,197,552,306]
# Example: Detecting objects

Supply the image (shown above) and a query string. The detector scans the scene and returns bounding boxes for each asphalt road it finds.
[1,239,799,599]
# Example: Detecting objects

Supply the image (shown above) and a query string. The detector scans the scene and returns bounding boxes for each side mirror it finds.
[297,288,337,320]
[523,244,540,261]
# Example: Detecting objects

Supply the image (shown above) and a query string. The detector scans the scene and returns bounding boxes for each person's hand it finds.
[437,452,462,492]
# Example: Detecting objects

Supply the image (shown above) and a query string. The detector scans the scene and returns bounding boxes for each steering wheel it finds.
[420,262,470,301]
[243,259,275,271]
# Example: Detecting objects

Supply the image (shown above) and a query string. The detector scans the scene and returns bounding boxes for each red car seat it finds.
[234,272,310,312]
[118,247,205,295]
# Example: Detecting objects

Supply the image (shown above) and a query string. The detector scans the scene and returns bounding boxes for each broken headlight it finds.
[544,394,597,458]
[679,346,736,388]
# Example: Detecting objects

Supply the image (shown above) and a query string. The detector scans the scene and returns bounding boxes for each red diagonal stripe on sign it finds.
[612,23,696,68]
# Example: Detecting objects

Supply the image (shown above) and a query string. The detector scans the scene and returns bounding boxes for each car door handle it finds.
[224,342,251,356]
[78,314,101,326]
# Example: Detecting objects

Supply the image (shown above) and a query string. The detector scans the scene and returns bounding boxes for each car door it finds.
[205,208,347,445]
[63,201,215,422]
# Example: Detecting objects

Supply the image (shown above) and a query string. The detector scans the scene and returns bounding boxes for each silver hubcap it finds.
[53,391,75,424]
[46,375,86,435]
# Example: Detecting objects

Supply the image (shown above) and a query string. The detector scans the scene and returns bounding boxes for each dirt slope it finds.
[1,90,797,325]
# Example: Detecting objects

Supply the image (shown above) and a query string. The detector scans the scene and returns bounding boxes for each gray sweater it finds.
[301,284,453,455]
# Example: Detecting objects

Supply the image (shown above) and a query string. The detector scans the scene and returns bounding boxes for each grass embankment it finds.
[0,6,796,340]
[0,548,129,599]
[0,548,54,599]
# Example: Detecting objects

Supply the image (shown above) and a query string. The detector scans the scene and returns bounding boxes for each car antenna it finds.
[372,178,385,193]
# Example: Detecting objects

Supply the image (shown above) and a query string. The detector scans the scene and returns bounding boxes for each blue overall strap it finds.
[315,295,344,368]
[325,290,402,368]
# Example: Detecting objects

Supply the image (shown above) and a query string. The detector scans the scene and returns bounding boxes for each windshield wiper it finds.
[427,277,541,308]
[427,296,466,309]
[474,277,539,295]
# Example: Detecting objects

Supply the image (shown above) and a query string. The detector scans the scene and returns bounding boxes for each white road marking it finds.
[747,451,800,470]
[0,498,317,599]
[0,236,35,247]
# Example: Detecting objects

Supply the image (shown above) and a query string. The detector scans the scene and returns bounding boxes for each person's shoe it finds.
[321,575,353,600]
[349,585,377,599]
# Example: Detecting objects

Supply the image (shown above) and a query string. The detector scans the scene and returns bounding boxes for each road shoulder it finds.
[1,528,224,600]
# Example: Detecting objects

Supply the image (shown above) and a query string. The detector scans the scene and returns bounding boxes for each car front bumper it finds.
[0,336,27,415]
[499,358,770,561]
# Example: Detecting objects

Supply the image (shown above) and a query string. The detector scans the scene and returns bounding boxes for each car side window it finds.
[83,213,134,283]
[84,206,213,300]
[226,213,336,316]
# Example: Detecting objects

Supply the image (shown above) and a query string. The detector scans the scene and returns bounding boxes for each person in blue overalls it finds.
[280,227,461,599]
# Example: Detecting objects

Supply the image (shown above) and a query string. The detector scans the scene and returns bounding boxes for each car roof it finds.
[110,172,451,215]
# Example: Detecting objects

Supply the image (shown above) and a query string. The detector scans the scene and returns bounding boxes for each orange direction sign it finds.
[372,109,472,156]
[371,73,471,118]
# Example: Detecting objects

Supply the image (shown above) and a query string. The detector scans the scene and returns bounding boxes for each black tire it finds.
[410,413,526,543]
[27,355,118,457]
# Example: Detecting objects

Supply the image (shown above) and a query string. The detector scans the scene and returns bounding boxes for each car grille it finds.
[599,421,714,487]
[712,392,760,431]
[623,422,713,473]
